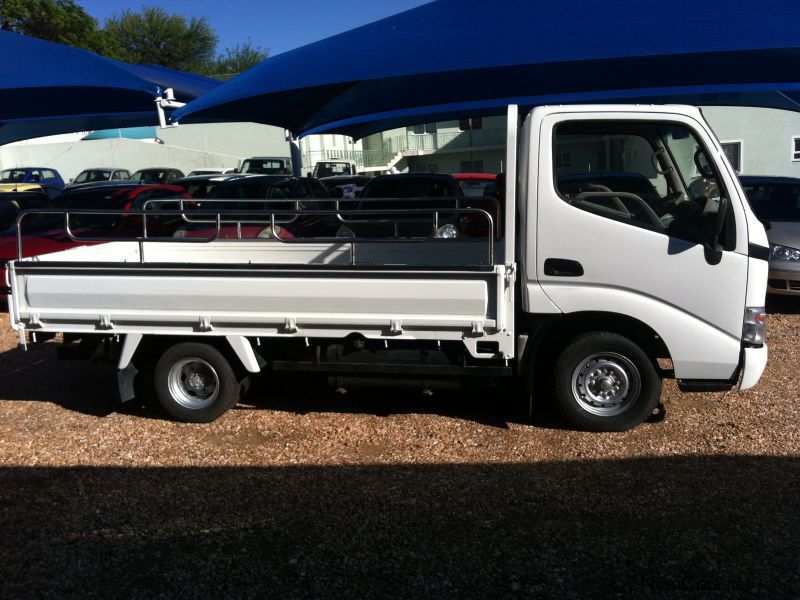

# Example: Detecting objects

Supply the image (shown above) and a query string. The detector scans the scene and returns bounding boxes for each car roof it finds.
[452,173,496,180]
[738,176,800,185]
[370,173,457,181]
[216,175,298,186]
[318,175,372,182]
[173,174,238,183]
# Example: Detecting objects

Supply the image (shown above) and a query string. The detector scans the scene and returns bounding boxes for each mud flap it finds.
[118,363,139,403]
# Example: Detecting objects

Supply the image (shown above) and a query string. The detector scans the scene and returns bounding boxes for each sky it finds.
[80,0,432,57]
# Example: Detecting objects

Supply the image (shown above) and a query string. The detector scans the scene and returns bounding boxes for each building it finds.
[300,107,800,178]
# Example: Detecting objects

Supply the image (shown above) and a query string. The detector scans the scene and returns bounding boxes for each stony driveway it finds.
[1,301,798,598]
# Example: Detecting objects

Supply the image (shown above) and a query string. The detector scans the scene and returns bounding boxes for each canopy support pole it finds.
[504,104,518,267]
[287,130,303,176]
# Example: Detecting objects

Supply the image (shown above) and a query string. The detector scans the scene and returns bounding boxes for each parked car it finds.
[453,172,497,197]
[186,168,236,177]
[330,173,499,239]
[0,189,50,230]
[740,175,800,295]
[172,174,239,199]
[175,175,330,239]
[0,184,188,294]
[319,175,372,198]
[69,168,131,186]
[238,157,292,175]
[0,167,65,192]
[130,168,184,184]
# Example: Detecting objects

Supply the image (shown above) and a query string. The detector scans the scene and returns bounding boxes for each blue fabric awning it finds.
[174,0,800,138]
[0,30,220,144]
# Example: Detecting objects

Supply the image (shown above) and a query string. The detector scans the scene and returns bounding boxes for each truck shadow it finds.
[0,342,556,427]
[2,456,798,598]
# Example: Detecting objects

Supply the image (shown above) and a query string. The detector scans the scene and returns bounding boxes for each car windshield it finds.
[0,169,26,183]
[74,170,112,184]
[742,183,800,221]
[459,179,495,197]
[133,170,170,182]
[361,178,458,198]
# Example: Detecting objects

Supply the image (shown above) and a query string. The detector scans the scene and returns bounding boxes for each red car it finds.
[453,172,497,197]
[1,184,188,294]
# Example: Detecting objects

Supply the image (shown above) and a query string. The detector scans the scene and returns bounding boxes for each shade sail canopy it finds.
[0,30,219,144]
[174,0,800,138]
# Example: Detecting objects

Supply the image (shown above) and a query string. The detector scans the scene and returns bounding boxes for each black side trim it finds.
[677,379,735,393]
[272,361,512,377]
[543,258,584,277]
[12,261,496,277]
[748,243,770,261]
[0,286,10,295]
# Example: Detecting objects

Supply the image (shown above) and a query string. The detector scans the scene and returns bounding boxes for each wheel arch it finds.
[520,311,672,390]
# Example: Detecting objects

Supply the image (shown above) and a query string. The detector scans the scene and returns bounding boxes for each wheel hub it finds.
[167,358,220,409]
[571,353,641,416]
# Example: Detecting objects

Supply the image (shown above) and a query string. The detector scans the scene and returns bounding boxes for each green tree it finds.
[0,0,106,52]
[210,39,269,78]
[102,6,217,72]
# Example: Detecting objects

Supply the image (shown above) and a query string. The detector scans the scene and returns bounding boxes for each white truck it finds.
[5,105,769,431]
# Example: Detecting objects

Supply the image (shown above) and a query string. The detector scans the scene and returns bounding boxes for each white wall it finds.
[0,122,289,181]
[701,106,800,177]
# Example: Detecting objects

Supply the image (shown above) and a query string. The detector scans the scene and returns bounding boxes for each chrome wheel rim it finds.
[167,358,219,409]
[571,352,641,416]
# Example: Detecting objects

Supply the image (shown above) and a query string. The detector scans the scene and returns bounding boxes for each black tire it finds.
[553,332,661,432]
[154,342,241,423]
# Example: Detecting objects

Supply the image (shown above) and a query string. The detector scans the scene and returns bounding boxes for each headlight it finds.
[434,224,459,239]
[257,225,282,239]
[336,225,355,238]
[743,307,767,346]
[770,244,800,262]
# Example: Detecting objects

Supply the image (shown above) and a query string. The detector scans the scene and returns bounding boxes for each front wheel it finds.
[553,332,661,431]
[154,342,244,423]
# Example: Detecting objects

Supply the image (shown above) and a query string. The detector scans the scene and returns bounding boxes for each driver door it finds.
[535,112,748,380]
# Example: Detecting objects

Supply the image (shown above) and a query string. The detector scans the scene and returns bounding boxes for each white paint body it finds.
[6,105,769,389]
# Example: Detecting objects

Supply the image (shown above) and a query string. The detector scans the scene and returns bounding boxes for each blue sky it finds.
[80,0,431,57]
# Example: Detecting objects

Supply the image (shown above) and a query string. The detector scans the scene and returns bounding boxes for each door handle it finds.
[544,258,584,277]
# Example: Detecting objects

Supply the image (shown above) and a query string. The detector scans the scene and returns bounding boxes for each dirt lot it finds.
[1,301,798,599]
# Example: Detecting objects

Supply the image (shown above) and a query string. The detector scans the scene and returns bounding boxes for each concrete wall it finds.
[0,122,289,182]
[700,106,800,177]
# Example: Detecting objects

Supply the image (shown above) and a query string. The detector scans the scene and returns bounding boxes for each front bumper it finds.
[739,344,768,391]
[767,264,800,295]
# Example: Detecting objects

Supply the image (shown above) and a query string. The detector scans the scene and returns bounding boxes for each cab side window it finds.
[553,120,733,248]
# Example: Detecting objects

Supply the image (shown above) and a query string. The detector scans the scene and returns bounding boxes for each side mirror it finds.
[703,196,728,265]
[694,148,714,178]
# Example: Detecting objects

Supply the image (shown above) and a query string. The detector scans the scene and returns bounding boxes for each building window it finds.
[460,160,484,173]
[793,137,800,161]
[459,118,484,131]
[411,123,437,135]
[555,152,572,168]
[721,141,742,173]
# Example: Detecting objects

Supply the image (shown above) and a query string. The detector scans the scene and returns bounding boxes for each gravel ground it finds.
[0,301,798,599]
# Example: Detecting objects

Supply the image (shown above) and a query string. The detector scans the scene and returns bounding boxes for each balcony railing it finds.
[302,128,507,170]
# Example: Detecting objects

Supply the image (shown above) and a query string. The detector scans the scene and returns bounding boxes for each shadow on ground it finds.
[1,457,798,598]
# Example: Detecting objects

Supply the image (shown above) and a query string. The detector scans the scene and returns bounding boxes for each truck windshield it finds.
[313,162,353,178]
[242,160,288,174]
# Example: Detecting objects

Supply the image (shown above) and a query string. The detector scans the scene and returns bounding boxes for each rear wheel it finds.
[155,342,242,423]
[553,332,661,431]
